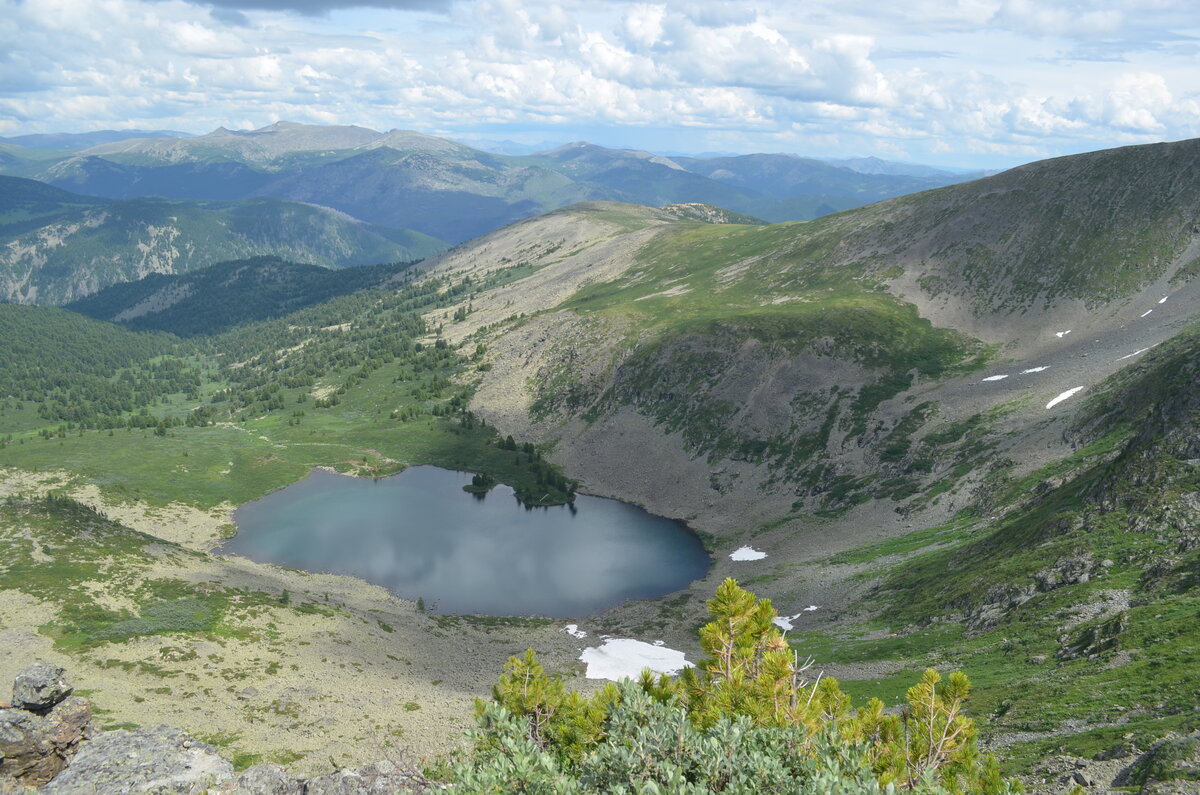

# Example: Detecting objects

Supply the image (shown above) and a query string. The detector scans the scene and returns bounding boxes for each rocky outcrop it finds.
[42,726,234,794]
[965,554,1102,631]
[0,663,94,787]
[223,763,304,794]
[1115,732,1200,794]
[1057,611,1130,661]
[0,664,438,793]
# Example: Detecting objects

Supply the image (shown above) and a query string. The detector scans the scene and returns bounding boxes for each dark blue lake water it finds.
[222,466,710,617]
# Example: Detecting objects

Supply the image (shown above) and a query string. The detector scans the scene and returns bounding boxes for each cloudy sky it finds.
[2,0,1198,167]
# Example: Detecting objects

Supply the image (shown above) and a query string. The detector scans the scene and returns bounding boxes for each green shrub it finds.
[448,579,1021,794]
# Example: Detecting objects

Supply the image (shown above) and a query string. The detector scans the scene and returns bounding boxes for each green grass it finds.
[824,513,984,565]
[0,496,245,650]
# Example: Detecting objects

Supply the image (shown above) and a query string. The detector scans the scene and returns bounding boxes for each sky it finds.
[1,0,1198,168]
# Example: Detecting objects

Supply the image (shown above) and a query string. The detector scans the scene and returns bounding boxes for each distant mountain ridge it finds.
[0,175,444,305]
[0,121,982,244]
[0,130,192,150]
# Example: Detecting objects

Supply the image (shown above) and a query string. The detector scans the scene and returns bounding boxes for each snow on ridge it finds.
[981,374,1009,382]
[1117,346,1154,362]
[1046,386,1085,409]
[1021,366,1049,374]
[730,546,767,561]
[580,639,692,680]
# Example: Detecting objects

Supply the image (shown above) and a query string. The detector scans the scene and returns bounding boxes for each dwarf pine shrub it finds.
[447,578,1021,793]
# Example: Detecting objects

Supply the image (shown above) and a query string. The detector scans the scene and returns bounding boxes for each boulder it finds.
[11,663,72,713]
[303,760,433,794]
[226,762,304,794]
[1034,555,1094,591]
[0,696,94,786]
[42,726,234,794]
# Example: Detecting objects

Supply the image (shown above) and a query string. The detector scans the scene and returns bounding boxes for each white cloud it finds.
[621,4,667,50]
[2,0,1199,167]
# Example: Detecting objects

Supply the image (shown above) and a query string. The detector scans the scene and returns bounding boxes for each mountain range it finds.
[0,121,981,245]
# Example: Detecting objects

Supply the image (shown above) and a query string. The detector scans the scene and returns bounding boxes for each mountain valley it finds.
[2,133,1200,792]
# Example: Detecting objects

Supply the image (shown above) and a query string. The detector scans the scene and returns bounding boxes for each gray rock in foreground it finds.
[41,726,234,794]
[224,762,304,794]
[302,760,434,794]
[11,663,72,713]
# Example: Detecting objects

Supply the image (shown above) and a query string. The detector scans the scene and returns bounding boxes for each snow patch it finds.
[981,374,1009,382]
[730,546,767,561]
[773,606,820,632]
[580,639,693,680]
[1140,309,1153,318]
[1046,387,1085,409]
[1159,296,1169,304]
[1117,346,1153,361]
[564,624,587,639]
[1055,330,1072,338]
[1021,366,1049,374]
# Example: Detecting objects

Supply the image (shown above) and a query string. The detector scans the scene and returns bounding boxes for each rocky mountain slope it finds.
[0,176,444,304]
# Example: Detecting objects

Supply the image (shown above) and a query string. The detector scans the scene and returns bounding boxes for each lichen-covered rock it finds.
[225,762,304,794]
[1057,611,1129,660]
[1033,555,1095,591]
[42,726,234,794]
[11,663,72,713]
[964,583,1036,631]
[0,696,94,786]
[303,760,434,794]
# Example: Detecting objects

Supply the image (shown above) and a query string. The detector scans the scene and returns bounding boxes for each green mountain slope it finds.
[0,129,190,149]
[0,142,76,179]
[0,176,445,304]
[66,255,419,336]
[0,303,179,434]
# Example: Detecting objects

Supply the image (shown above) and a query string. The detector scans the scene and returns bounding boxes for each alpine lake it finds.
[221,466,711,617]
